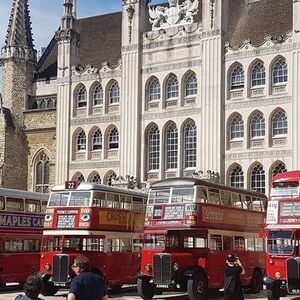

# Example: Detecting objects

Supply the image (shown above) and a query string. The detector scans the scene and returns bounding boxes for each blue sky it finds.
[0,0,166,90]
[0,0,166,52]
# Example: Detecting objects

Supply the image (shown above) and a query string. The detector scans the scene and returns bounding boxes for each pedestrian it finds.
[224,253,245,300]
[15,275,44,300]
[67,255,108,300]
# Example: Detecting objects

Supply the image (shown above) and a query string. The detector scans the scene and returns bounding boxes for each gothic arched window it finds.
[148,78,160,102]
[91,173,101,184]
[230,115,244,140]
[34,152,50,193]
[251,164,265,194]
[231,65,244,90]
[93,85,103,106]
[166,123,178,170]
[166,75,179,99]
[185,73,197,97]
[251,62,265,87]
[147,125,160,171]
[272,58,288,84]
[109,82,120,104]
[77,86,87,108]
[108,128,119,149]
[184,120,197,168]
[250,112,265,138]
[92,129,102,150]
[272,110,287,137]
[230,165,244,188]
[77,130,86,151]
[272,162,287,178]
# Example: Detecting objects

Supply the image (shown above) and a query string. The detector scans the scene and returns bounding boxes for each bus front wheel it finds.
[41,281,59,296]
[187,271,207,300]
[137,277,155,299]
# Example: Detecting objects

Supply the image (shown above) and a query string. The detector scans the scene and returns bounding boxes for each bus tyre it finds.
[137,277,155,299]
[250,270,263,293]
[41,281,59,296]
[267,288,280,300]
[187,271,207,300]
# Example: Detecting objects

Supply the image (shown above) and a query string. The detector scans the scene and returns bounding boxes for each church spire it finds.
[1,0,36,62]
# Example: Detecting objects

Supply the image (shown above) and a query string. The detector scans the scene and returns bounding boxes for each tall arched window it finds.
[272,110,287,137]
[77,130,86,151]
[76,173,85,183]
[250,112,265,138]
[272,162,287,178]
[166,123,178,170]
[108,128,119,149]
[106,172,116,186]
[109,81,120,104]
[148,125,160,171]
[231,65,244,90]
[251,164,265,193]
[272,58,288,84]
[166,75,179,99]
[92,129,102,150]
[184,121,197,168]
[185,73,197,97]
[148,78,160,102]
[93,85,103,106]
[77,86,87,108]
[251,62,265,87]
[230,165,244,188]
[34,152,50,193]
[230,115,244,140]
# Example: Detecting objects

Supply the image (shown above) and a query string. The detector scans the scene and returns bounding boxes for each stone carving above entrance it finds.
[149,0,199,30]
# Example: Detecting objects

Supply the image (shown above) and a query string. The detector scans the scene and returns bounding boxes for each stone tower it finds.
[55,0,79,183]
[120,0,149,183]
[0,0,37,189]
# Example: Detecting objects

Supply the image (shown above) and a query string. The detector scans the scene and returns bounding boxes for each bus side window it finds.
[252,197,262,211]
[231,192,242,208]
[196,186,207,203]
[234,236,245,251]
[120,239,132,252]
[210,234,222,250]
[133,197,143,211]
[6,197,24,211]
[25,199,41,212]
[107,193,120,208]
[245,237,255,251]
[223,236,233,250]
[207,188,220,205]
[0,196,4,210]
[220,190,231,206]
[93,192,106,207]
[108,239,121,252]
[120,195,132,210]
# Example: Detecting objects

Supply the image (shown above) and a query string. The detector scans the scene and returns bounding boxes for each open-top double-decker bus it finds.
[39,181,147,295]
[0,188,47,287]
[264,170,300,300]
[137,177,267,300]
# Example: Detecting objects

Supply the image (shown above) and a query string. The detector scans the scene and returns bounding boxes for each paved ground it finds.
[2,285,300,300]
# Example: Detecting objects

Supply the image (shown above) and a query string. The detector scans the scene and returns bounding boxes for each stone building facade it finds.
[0,0,298,194]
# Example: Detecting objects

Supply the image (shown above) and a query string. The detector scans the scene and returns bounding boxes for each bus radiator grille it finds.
[153,253,172,285]
[52,254,69,284]
[287,257,300,294]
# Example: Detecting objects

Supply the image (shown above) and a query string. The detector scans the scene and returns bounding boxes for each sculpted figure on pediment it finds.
[149,0,198,30]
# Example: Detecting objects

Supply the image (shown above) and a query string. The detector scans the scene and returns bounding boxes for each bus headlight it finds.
[45,214,52,222]
[173,263,179,271]
[145,264,152,272]
[275,272,281,279]
[44,263,51,271]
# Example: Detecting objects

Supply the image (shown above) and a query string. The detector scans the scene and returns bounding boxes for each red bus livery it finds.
[138,177,267,300]
[0,188,47,286]
[39,182,147,296]
[265,170,300,299]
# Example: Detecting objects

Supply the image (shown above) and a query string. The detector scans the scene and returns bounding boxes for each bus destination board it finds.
[279,201,300,223]
[164,205,184,220]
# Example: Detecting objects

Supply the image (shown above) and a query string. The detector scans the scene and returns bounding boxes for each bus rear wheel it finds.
[187,271,207,300]
[41,281,59,296]
[137,277,155,299]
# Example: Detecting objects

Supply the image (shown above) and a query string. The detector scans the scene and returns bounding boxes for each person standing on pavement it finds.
[224,253,245,300]
[67,255,108,300]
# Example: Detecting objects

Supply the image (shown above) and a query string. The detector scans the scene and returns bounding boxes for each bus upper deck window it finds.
[69,192,91,206]
[120,195,132,210]
[171,187,194,203]
[252,197,262,211]
[148,189,170,204]
[133,197,143,211]
[231,192,242,208]
[207,188,220,205]
[6,197,24,211]
[107,193,120,208]
[0,196,4,210]
[93,192,106,207]
[195,187,207,203]
[48,192,69,206]
[25,199,41,212]
[220,190,231,206]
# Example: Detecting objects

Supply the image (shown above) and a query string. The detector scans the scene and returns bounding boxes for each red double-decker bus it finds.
[264,170,300,300]
[0,188,47,287]
[39,181,147,296]
[137,177,267,300]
